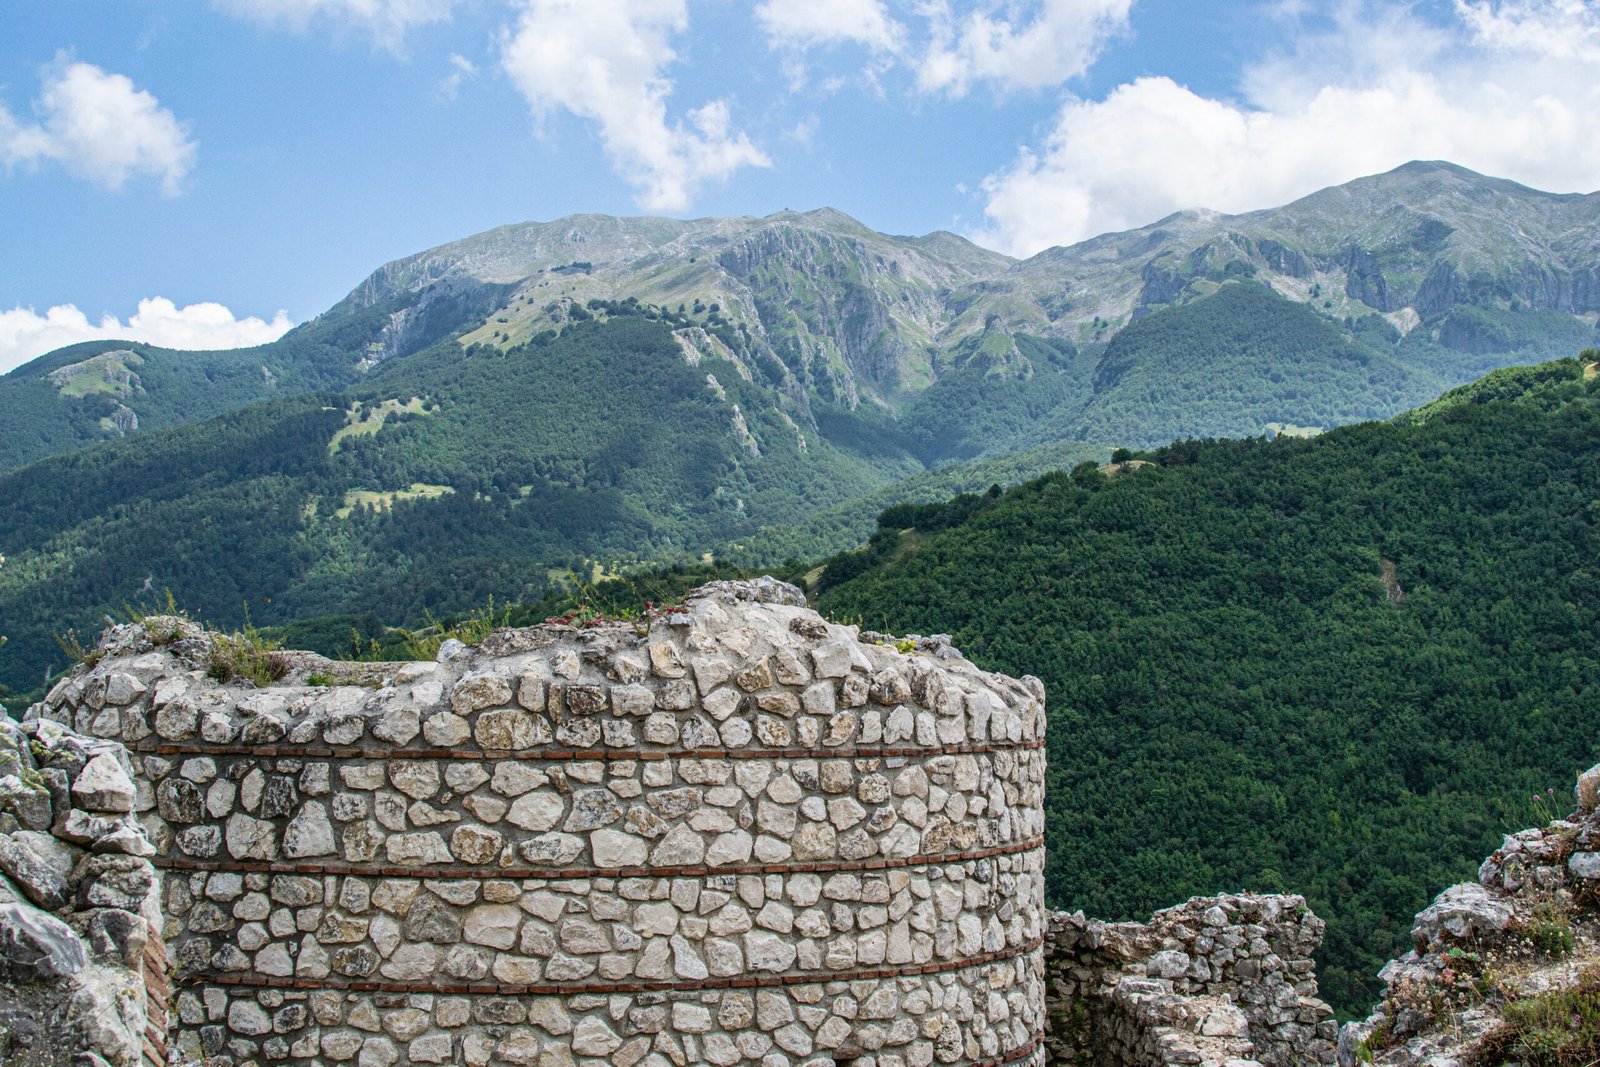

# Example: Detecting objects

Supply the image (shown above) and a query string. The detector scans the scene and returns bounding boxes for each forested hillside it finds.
[0,310,923,697]
[1063,283,1446,446]
[7,163,1599,478]
[0,281,511,476]
[814,356,1600,1014]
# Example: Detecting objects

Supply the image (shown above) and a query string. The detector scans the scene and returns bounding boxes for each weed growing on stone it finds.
[207,612,287,687]
[53,628,103,668]
[403,597,512,660]
[544,601,607,629]
[1518,899,1578,959]
[1355,1020,1389,1063]
[1474,964,1600,1065]
[543,587,688,635]
[1533,787,1564,827]
[1437,947,1488,1002]
[120,589,193,645]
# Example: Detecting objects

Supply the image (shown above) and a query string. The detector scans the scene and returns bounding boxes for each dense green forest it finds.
[0,310,923,698]
[1063,283,1447,446]
[812,357,1600,1016]
[0,282,512,476]
[900,282,1570,457]
[717,436,1108,567]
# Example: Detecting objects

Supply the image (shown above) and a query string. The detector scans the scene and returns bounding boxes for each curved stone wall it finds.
[38,578,1048,1067]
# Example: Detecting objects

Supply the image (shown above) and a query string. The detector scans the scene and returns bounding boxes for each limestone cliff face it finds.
[1340,762,1600,1066]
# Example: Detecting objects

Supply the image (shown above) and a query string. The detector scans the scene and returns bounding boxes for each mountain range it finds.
[5,160,1598,474]
[1,160,1598,699]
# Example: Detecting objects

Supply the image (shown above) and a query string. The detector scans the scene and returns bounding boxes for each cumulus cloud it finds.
[975,0,1600,256]
[0,299,294,375]
[915,0,1133,96]
[500,0,770,212]
[0,62,196,195]
[755,0,903,51]
[1458,0,1600,61]
[756,0,1132,95]
[212,0,457,50]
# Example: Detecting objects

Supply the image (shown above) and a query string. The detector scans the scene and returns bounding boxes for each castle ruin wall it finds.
[35,578,1049,1067]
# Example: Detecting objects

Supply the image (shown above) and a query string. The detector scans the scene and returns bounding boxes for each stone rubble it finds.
[1338,758,1600,1066]
[1043,893,1337,1067]
[0,706,164,1067]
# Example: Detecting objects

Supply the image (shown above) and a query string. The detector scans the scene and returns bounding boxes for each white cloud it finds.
[0,299,295,376]
[757,0,1132,96]
[436,52,478,101]
[0,62,196,195]
[500,0,770,212]
[212,0,457,50]
[1458,0,1600,62]
[916,0,1133,96]
[976,1,1600,256]
[755,0,903,51]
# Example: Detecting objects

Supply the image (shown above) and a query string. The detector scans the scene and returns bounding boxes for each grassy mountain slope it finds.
[0,311,921,697]
[978,160,1600,347]
[5,162,1596,475]
[0,282,511,476]
[812,356,1600,1015]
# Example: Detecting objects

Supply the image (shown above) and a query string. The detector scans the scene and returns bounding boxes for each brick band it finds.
[178,933,1045,995]
[972,1034,1044,1067]
[131,739,1046,762]
[154,835,1044,882]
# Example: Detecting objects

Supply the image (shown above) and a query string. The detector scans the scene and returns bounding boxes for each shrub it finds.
[207,615,287,687]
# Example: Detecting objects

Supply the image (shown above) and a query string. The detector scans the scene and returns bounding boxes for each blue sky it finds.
[3,0,1599,371]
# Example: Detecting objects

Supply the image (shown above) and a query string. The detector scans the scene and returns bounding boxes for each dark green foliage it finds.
[900,334,1099,463]
[1400,354,1598,423]
[0,284,512,476]
[0,317,912,695]
[1389,307,1598,386]
[1067,283,1446,447]
[1436,304,1595,358]
[897,285,1575,459]
[271,612,387,660]
[718,438,1108,568]
[815,489,1004,594]
[816,358,1600,1016]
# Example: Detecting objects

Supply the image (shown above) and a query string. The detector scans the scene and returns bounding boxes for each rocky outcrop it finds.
[1340,763,1600,1066]
[0,709,164,1067]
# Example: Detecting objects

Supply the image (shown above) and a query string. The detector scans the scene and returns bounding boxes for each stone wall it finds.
[34,578,1049,1067]
[0,709,166,1067]
[1042,894,1338,1067]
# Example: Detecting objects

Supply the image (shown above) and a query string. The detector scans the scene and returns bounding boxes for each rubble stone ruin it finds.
[35,578,1049,1066]
[8,577,1338,1067]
